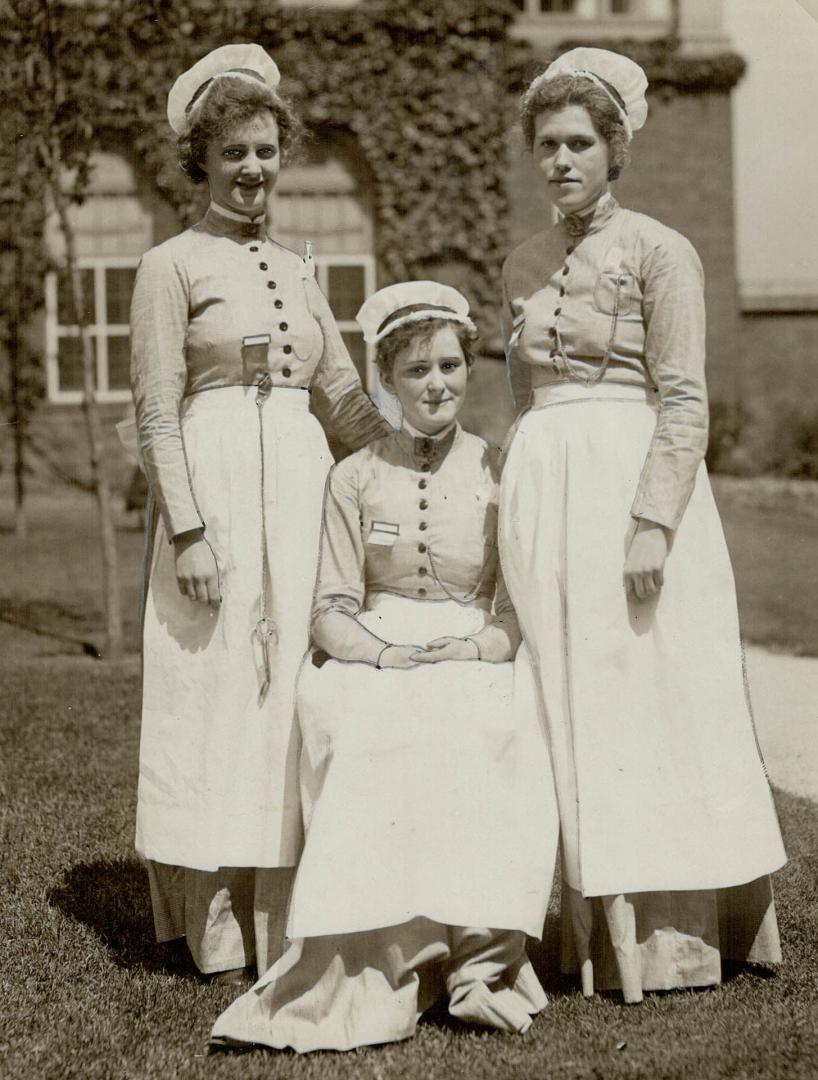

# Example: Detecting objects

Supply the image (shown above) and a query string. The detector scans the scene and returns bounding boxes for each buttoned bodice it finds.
[170,210,323,394]
[312,425,510,621]
[130,206,390,538]
[502,195,709,531]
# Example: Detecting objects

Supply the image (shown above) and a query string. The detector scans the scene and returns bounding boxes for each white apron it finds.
[499,381,786,898]
[289,594,558,940]
[136,387,331,870]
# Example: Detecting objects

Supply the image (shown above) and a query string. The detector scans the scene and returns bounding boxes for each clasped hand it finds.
[378,636,480,669]
[623,519,669,601]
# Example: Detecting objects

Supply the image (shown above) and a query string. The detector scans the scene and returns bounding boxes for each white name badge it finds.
[368,521,400,547]
[243,334,272,348]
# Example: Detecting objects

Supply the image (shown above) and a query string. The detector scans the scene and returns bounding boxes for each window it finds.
[513,0,667,21]
[45,151,154,403]
[45,259,138,403]
[315,258,377,388]
[273,140,378,389]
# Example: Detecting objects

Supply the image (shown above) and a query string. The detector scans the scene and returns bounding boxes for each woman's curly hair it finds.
[177,75,303,183]
[520,73,630,181]
[376,315,477,383]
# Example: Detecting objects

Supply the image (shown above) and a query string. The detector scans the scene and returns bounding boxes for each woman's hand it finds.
[377,644,427,670]
[623,519,669,601]
[411,636,480,664]
[173,529,221,607]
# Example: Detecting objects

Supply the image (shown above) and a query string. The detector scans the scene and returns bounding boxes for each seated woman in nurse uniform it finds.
[210,281,558,1053]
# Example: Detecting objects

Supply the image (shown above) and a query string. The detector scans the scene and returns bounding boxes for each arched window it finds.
[44,152,154,403]
[510,0,672,37]
[44,140,378,400]
[272,135,377,387]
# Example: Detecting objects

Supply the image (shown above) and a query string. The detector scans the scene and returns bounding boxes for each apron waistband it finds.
[530,380,658,409]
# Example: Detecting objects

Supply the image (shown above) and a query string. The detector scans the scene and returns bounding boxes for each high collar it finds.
[202,201,267,242]
[559,192,618,241]
[396,422,459,465]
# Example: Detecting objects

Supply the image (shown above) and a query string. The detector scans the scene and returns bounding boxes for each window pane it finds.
[107,334,131,390]
[341,331,367,383]
[106,267,137,324]
[540,0,576,11]
[327,264,366,322]
[57,268,94,325]
[611,0,631,11]
[57,334,96,392]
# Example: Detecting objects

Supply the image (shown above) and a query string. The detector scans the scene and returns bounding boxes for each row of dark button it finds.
[418,469,430,592]
[250,243,294,377]
[551,244,575,355]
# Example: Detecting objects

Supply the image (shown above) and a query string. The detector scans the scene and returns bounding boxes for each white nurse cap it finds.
[529,47,648,141]
[357,281,476,346]
[167,43,281,134]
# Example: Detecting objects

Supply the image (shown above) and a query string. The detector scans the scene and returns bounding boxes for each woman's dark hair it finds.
[177,75,303,183]
[520,73,629,181]
[376,317,477,383]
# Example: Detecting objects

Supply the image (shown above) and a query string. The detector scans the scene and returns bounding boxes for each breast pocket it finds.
[593,269,638,318]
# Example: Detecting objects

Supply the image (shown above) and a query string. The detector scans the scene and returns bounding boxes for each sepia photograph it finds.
[1,1,816,1077]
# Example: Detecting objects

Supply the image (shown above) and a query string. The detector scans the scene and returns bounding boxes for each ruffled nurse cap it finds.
[167,43,281,135]
[528,47,648,141]
[357,281,476,346]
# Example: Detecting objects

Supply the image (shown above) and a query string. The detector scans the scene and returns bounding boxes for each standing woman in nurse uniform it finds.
[129,44,390,982]
[499,48,786,1003]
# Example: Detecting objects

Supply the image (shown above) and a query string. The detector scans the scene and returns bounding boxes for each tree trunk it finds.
[10,350,27,540]
[47,149,124,659]
[7,247,27,537]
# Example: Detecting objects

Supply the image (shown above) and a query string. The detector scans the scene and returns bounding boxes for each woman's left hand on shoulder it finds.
[624,519,669,601]
[412,636,480,663]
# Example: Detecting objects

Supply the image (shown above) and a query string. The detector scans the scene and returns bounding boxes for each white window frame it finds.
[46,252,377,403]
[313,252,378,391]
[513,0,666,14]
[511,0,672,40]
[45,256,138,404]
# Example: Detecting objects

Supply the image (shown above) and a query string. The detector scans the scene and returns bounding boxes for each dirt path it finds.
[747,645,818,803]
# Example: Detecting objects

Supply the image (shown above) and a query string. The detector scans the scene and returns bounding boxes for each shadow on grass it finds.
[48,856,196,979]
[0,597,103,656]
[0,596,142,656]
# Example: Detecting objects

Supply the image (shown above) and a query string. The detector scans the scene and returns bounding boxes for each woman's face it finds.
[202,110,280,218]
[533,105,610,216]
[384,325,469,436]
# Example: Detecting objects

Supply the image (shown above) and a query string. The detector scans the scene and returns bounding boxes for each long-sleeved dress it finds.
[499,192,786,1001]
[210,423,558,1051]
[129,202,390,974]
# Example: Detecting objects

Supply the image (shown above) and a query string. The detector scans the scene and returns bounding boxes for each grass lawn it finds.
[1,657,817,1079]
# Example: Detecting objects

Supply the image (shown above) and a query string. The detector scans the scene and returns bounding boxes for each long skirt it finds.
[146,862,294,976]
[210,594,558,1051]
[498,381,786,1001]
[136,388,331,961]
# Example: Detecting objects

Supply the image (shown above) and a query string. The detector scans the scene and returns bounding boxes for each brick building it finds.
[19,0,809,484]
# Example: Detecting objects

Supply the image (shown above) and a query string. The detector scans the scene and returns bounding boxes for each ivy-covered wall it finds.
[2,0,753,487]
[3,0,747,341]
[96,0,522,338]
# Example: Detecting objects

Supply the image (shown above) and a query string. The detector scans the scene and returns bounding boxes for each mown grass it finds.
[1,657,817,1080]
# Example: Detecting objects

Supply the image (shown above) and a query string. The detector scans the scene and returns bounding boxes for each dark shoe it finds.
[209,966,253,986]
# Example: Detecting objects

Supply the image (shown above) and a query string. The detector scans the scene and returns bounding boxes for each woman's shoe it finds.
[209,966,253,986]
